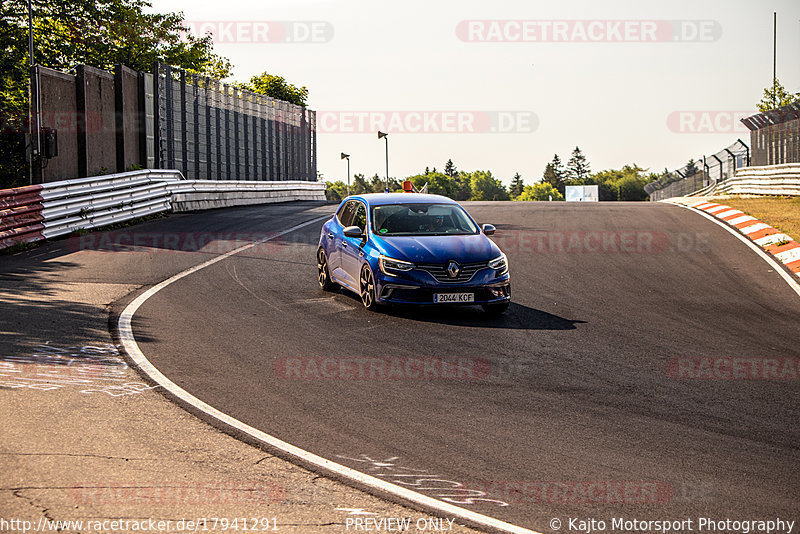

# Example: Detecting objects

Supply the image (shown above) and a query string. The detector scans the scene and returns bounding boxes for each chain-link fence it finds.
[645,140,749,201]
[742,101,800,166]
[153,63,316,181]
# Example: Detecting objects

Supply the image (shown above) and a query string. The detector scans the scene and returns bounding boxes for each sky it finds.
[150,0,800,186]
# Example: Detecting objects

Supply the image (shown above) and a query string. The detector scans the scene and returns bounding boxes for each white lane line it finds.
[668,203,800,298]
[117,215,540,534]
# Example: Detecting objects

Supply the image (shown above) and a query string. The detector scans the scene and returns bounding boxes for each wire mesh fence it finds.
[645,140,750,201]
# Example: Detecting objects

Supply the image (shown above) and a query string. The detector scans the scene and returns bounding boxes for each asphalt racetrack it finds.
[127,201,799,532]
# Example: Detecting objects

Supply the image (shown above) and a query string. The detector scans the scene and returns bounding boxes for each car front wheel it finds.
[359,265,379,310]
[317,248,335,291]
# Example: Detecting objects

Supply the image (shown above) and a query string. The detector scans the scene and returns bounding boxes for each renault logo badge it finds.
[447,261,460,278]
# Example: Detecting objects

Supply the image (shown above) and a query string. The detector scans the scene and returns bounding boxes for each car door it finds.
[340,201,368,289]
[328,200,356,284]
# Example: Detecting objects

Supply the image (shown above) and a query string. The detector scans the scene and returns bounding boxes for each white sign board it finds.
[565,185,599,202]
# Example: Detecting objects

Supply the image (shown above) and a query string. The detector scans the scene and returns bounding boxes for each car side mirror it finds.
[343,226,364,239]
[482,224,496,236]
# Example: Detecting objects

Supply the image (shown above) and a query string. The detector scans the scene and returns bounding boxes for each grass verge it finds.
[721,196,800,242]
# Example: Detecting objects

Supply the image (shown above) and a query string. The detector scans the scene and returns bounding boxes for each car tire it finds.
[359,264,380,310]
[317,248,336,291]
[482,301,510,316]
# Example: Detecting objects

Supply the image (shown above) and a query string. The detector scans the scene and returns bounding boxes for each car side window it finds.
[352,203,367,232]
[337,200,356,227]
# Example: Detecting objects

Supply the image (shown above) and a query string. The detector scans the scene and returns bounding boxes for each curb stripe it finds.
[705,205,729,213]
[725,215,756,225]
[670,200,800,282]
[741,223,772,235]
[717,209,743,219]
[775,247,800,264]
[754,233,793,247]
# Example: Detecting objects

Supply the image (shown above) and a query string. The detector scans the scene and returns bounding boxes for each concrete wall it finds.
[115,65,142,172]
[77,65,117,177]
[38,67,80,182]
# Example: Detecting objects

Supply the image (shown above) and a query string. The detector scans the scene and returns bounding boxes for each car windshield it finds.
[371,203,479,236]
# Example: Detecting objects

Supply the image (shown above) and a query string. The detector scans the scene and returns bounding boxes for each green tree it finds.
[407,172,458,198]
[324,180,349,202]
[444,158,457,177]
[685,159,699,176]
[509,172,524,198]
[467,170,510,201]
[1,0,232,188]
[542,159,567,192]
[542,154,566,191]
[515,182,564,201]
[566,147,591,183]
[591,164,650,201]
[758,78,800,112]
[350,173,370,194]
[453,172,472,201]
[240,72,309,107]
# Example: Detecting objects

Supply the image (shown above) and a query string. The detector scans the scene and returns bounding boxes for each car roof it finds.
[347,193,458,206]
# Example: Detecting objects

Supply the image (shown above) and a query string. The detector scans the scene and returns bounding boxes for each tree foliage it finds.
[444,158,457,177]
[3,0,232,77]
[239,72,309,107]
[566,146,591,183]
[467,170,510,201]
[1,0,234,188]
[589,164,650,201]
[758,78,800,112]
[515,182,564,201]
[509,172,524,198]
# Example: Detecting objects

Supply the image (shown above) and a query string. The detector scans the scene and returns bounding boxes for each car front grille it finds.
[415,261,489,283]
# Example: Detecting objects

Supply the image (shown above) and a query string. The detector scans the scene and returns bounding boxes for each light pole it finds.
[378,131,389,192]
[340,152,350,196]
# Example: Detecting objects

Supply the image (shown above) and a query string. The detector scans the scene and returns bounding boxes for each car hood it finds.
[372,234,501,264]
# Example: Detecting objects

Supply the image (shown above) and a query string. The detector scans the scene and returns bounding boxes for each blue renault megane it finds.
[317,193,511,315]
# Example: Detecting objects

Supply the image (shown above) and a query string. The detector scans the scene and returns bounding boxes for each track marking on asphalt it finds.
[117,214,540,534]
[669,203,800,299]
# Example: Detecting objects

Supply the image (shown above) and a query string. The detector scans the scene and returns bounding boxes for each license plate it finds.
[433,292,474,303]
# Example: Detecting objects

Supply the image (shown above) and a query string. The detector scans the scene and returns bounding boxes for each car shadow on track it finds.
[386,303,585,330]
[334,290,584,330]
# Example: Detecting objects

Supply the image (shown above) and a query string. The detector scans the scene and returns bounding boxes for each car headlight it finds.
[379,255,415,276]
[488,253,508,275]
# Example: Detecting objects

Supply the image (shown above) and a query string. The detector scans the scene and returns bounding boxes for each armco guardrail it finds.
[170,180,326,212]
[0,185,46,249]
[40,170,179,240]
[0,170,326,251]
[716,163,800,196]
[658,163,800,200]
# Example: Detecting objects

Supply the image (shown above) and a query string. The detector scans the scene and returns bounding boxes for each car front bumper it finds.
[374,268,511,305]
